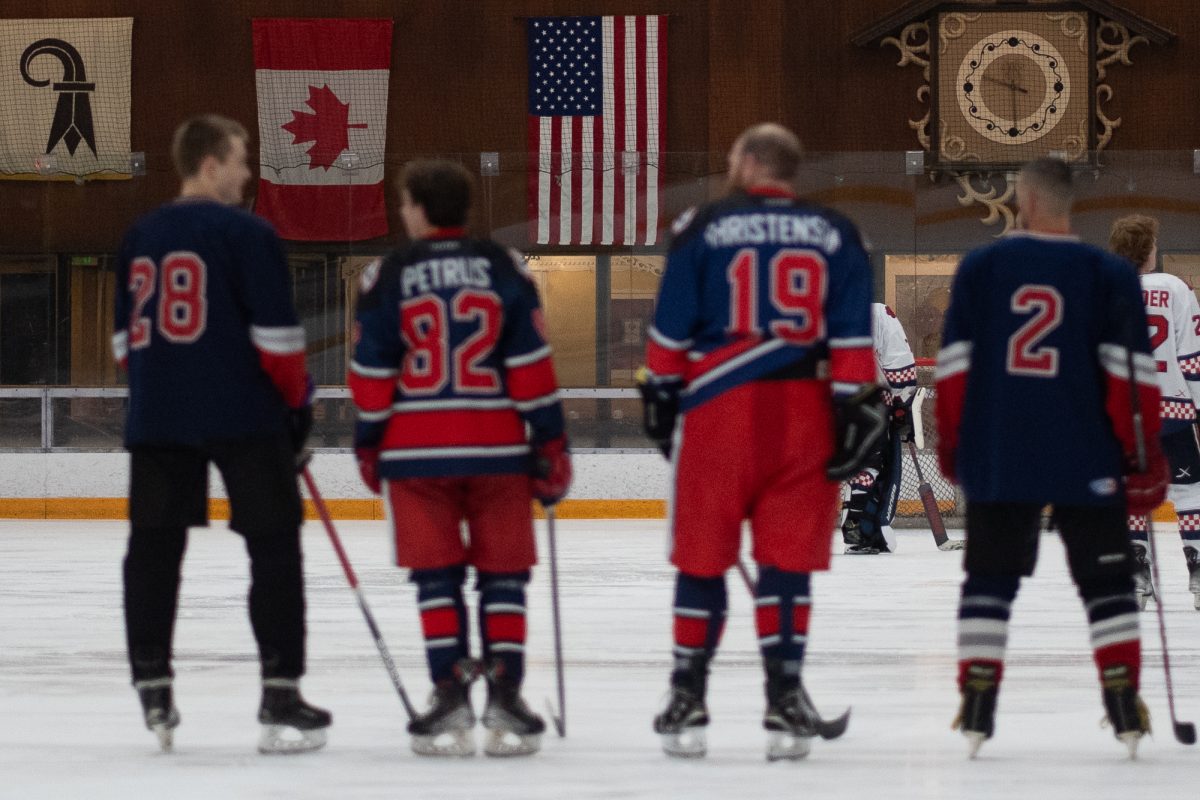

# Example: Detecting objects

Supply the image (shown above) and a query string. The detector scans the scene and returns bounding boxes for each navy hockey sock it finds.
[671,572,727,675]
[411,565,470,684]
[754,567,811,679]
[956,573,1018,691]
[1078,577,1141,689]
[477,570,530,685]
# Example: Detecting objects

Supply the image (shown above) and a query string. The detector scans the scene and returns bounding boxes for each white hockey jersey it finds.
[1140,271,1200,427]
[872,303,917,404]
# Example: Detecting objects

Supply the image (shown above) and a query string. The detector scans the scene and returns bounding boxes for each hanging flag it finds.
[0,18,132,180]
[527,15,667,247]
[253,18,392,241]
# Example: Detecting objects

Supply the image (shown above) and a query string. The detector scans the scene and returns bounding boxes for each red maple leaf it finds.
[281,85,367,171]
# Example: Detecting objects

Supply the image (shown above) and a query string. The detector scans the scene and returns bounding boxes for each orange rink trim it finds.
[0,498,670,521]
[0,498,1175,523]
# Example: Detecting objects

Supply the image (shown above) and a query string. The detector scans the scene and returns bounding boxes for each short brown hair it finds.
[1109,214,1159,269]
[1018,157,1074,215]
[736,123,802,182]
[171,115,247,179]
[400,160,473,227]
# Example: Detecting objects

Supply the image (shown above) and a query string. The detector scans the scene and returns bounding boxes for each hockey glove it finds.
[285,376,315,469]
[889,400,915,443]
[636,367,682,459]
[1125,445,1169,516]
[826,385,888,481]
[356,446,382,495]
[531,435,572,507]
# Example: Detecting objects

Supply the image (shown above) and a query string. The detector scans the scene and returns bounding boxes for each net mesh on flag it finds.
[0,18,132,177]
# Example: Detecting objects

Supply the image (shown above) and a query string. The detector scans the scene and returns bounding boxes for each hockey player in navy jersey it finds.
[842,303,920,554]
[639,124,885,760]
[936,158,1168,758]
[1110,214,1200,611]
[112,115,329,754]
[349,160,571,757]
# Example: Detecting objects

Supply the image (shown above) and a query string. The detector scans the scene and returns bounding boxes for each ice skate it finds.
[952,662,998,759]
[1100,665,1151,759]
[135,677,180,753]
[653,657,709,758]
[762,660,818,761]
[1185,545,1200,611]
[843,544,882,555]
[408,659,479,757]
[256,679,331,754]
[1132,542,1155,611]
[480,661,544,757]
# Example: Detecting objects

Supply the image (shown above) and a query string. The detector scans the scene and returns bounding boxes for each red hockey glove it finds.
[532,436,572,507]
[356,446,382,495]
[1125,446,1169,517]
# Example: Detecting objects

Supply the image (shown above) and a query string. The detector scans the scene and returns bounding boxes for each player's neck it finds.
[177,179,223,203]
[1024,215,1072,236]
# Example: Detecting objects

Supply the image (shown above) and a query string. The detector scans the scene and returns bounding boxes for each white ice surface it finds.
[1,519,1197,800]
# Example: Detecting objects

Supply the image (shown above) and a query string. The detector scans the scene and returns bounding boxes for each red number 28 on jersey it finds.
[128,251,208,349]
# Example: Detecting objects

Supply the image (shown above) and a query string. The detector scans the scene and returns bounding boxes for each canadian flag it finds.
[252,18,392,241]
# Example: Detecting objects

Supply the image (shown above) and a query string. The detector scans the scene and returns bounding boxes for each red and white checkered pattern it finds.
[1177,511,1200,532]
[1179,352,1200,376]
[1128,515,1148,532]
[884,366,917,386]
[1161,397,1197,421]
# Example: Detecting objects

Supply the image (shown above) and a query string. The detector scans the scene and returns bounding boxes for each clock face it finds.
[935,10,1092,167]
[957,30,1069,145]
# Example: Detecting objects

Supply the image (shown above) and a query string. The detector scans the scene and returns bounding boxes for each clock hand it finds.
[981,74,1029,94]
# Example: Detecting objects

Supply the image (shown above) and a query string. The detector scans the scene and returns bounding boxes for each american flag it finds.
[526,15,666,246]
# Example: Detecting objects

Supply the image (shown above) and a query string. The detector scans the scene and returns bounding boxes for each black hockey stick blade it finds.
[1173,720,1196,745]
[802,685,850,740]
[545,699,566,737]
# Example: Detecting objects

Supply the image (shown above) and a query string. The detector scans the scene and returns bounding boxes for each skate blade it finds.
[660,728,706,758]
[964,731,986,759]
[150,723,175,753]
[411,729,475,757]
[257,725,328,755]
[766,730,812,762]
[1136,593,1150,612]
[938,539,966,551]
[1117,731,1142,760]
[843,546,880,555]
[483,728,542,757]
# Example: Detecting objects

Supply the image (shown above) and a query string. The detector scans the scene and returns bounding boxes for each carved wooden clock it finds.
[934,6,1093,167]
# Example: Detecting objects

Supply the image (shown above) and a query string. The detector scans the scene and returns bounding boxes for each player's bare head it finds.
[1016,157,1074,218]
[171,115,248,180]
[399,160,473,233]
[1109,214,1159,272]
[728,123,802,189]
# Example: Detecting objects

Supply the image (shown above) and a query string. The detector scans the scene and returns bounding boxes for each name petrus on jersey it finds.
[703,212,842,252]
[401,257,492,298]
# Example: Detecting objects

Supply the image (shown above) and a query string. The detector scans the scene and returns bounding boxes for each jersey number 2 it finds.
[128,252,208,349]
[1006,284,1063,378]
[400,290,502,395]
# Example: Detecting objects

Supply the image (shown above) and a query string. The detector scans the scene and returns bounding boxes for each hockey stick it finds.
[905,441,963,551]
[544,506,567,737]
[1126,348,1197,745]
[300,468,418,720]
[732,558,849,740]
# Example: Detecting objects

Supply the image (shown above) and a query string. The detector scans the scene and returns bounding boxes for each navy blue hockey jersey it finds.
[112,200,308,447]
[348,231,565,480]
[935,231,1160,505]
[645,188,875,409]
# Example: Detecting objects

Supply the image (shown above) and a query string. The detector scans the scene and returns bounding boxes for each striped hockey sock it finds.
[754,567,811,680]
[1177,506,1200,551]
[1081,580,1141,689]
[478,571,530,684]
[411,565,469,684]
[671,573,727,674]
[1126,513,1149,545]
[956,574,1018,690]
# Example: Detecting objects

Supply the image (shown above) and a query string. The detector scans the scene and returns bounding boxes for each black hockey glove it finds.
[889,399,915,443]
[826,385,888,481]
[286,404,314,470]
[636,367,681,459]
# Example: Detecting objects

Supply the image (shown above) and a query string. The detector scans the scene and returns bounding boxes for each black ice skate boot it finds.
[653,655,710,758]
[135,677,180,753]
[257,678,332,754]
[1101,664,1151,759]
[952,662,999,759]
[480,659,545,757]
[1132,542,1155,611]
[408,658,480,757]
[762,659,818,761]
[1185,545,1200,611]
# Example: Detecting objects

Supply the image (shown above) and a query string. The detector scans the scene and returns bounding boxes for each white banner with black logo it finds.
[0,18,132,179]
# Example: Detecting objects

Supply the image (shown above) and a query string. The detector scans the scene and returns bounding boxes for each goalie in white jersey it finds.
[841,303,918,554]
[1111,215,1200,610]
